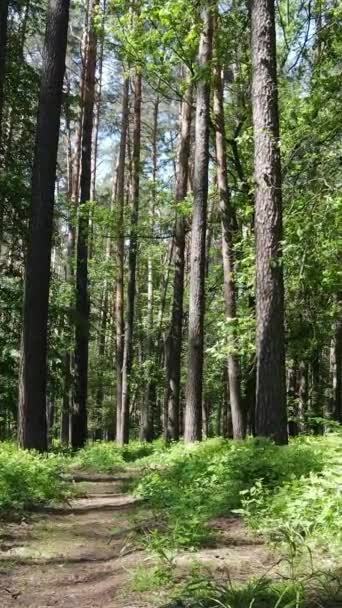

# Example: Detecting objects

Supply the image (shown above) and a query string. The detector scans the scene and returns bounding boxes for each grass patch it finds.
[129,563,173,593]
[169,571,342,608]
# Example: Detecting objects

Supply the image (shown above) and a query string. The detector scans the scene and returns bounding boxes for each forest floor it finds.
[0,469,279,608]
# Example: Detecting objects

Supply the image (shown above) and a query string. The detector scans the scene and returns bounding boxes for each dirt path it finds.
[0,473,277,608]
[0,473,158,608]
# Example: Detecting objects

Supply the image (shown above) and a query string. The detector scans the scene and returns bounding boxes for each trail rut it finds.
[0,473,277,607]
[0,475,155,608]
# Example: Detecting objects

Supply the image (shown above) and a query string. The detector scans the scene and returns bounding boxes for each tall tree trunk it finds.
[72,0,98,449]
[118,72,142,445]
[310,350,323,430]
[222,364,233,438]
[184,6,213,443]
[18,0,70,451]
[0,0,9,248]
[334,312,342,422]
[164,83,192,441]
[140,97,159,441]
[95,287,108,438]
[115,75,129,442]
[60,86,75,446]
[213,61,245,439]
[0,0,9,149]
[298,360,308,432]
[251,0,287,444]
[90,0,106,202]
[287,362,298,436]
[89,0,106,259]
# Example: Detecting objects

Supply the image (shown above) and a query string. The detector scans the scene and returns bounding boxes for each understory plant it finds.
[0,442,70,514]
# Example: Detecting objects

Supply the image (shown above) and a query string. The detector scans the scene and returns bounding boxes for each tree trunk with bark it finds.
[140,97,159,441]
[213,61,245,439]
[164,81,192,441]
[0,0,9,149]
[115,75,129,442]
[251,0,287,444]
[184,6,213,442]
[118,72,142,445]
[18,0,70,451]
[298,360,308,432]
[334,313,342,422]
[72,0,98,449]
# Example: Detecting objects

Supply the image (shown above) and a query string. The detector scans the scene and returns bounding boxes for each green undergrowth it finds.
[0,442,71,515]
[129,435,341,607]
[70,438,168,471]
[237,436,342,564]
[134,436,338,551]
[169,570,342,608]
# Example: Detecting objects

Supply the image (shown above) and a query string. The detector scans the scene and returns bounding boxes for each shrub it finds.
[71,438,170,472]
[71,441,125,471]
[238,434,342,557]
[135,437,326,549]
[0,442,70,514]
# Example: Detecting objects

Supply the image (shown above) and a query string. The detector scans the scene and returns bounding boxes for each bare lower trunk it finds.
[18,0,70,451]
[61,351,72,445]
[141,97,159,441]
[184,6,213,442]
[334,313,342,422]
[164,82,192,441]
[72,0,98,449]
[115,76,129,442]
[251,0,287,444]
[213,60,245,439]
[118,73,142,445]
[298,360,308,432]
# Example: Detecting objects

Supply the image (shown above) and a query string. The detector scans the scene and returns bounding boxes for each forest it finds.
[0,0,341,606]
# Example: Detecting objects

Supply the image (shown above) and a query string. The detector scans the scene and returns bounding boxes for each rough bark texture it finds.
[0,0,8,148]
[251,0,288,444]
[334,313,342,422]
[164,84,192,441]
[140,97,159,441]
[114,76,129,442]
[60,94,75,446]
[118,73,142,445]
[184,7,213,442]
[213,63,245,439]
[90,0,106,203]
[72,0,98,449]
[298,360,308,431]
[18,0,70,451]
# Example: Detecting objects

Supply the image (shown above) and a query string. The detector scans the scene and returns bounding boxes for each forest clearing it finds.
[0,0,341,605]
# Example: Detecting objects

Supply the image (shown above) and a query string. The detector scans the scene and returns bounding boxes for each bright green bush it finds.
[0,442,70,514]
[135,437,327,549]
[71,441,125,471]
[238,434,342,553]
[71,438,169,472]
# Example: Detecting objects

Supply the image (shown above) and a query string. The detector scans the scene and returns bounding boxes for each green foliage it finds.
[238,435,342,558]
[171,570,342,608]
[71,439,169,472]
[135,437,325,550]
[0,443,70,515]
[129,563,172,592]
[70,442,125,471]
[174,575,305,608]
